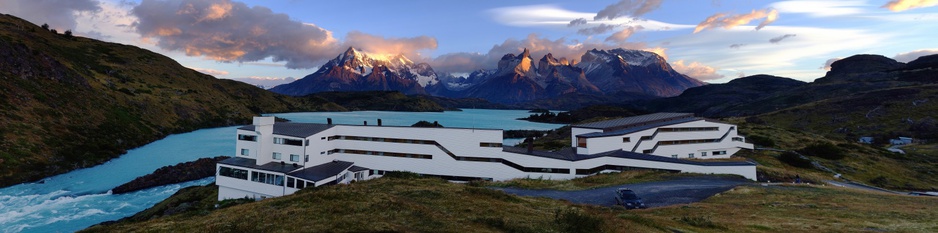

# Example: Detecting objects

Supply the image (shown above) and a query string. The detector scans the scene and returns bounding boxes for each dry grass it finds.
[735,122,938,191]
[639,184,938,232]
[84,175,938,233]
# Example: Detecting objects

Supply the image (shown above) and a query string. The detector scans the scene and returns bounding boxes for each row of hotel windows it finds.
[328,149,433,159]
[328,135,502,148]
[219,166,319,189]
[658,127,719,132]
[239,149,307,162]
[237,134,303,146]
[669,150,727,158]
[218,166,284,186]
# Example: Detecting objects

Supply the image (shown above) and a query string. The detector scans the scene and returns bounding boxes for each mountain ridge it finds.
[270,47,705,104]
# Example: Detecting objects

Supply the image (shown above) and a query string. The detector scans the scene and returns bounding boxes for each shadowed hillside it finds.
[0,14,338,186]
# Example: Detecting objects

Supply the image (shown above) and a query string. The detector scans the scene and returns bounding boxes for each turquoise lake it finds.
[0,109,564,233]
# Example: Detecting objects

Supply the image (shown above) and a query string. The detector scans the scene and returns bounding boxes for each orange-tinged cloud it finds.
[133,0,436,69]
[694,9,779,33]
[882,0,938,11]
[343,31,438,60]
[605,26,644,43]
[671,60,723,81]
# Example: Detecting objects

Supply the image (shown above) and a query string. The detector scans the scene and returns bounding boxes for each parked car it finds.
[614,188,646,209]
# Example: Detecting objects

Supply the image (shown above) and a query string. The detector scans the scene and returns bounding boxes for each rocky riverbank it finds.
[111,156,229,194]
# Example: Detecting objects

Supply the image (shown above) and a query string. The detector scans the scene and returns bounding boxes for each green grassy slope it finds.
[83,176,938,233]
[0,14,341,187]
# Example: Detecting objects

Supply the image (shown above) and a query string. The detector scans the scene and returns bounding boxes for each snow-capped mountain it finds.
[269,47,440,96]
[271,47,704,104]
[576,48,704,97]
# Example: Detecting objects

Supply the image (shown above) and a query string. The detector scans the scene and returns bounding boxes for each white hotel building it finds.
[216,113,755,200]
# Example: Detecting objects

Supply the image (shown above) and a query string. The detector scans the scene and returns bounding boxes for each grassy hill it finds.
[0,14,448,187]
[83,175,938,232]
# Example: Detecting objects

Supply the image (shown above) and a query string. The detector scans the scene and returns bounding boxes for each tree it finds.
[41,23,49,30]
[64,30,74,38]
[50,29,57,34]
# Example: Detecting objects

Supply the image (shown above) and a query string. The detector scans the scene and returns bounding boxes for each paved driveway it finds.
[492,176,750,208]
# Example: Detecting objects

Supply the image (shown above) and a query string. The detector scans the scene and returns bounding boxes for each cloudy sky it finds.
[1,0,937,87]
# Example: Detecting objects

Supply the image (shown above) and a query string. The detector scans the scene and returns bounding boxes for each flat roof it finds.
[219,157,303,173]
[577,117,700,138]
[239,122,335,138]
[288,160,354,182]
[503,147,754,166]
[572,113,694,131]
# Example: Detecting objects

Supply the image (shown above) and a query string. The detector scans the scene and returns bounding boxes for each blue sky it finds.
[2,0,937,87]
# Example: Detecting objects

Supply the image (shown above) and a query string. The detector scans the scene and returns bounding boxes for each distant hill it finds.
[639,74,807,116]
[639,54,938,141]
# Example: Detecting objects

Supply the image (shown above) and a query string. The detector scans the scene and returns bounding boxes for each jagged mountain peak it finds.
[581,48,662,67]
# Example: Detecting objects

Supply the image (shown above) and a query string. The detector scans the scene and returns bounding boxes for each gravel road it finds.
[492,176,750,208]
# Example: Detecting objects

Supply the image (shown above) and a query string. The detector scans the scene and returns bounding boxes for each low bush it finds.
[746,135,776,148]
[778,151,813,168]
[554,208,603,233]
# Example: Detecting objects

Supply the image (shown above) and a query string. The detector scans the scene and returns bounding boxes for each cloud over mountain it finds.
[882,0,938,12]
[893,49,938,62]
[671,60,724,81]
[769,34,797,43]
[593,0,663,20]
[0,0,101,30]
[694,8,779,33]
[131,0,436,69]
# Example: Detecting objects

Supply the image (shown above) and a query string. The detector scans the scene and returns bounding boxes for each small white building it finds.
[890,137,913,145]
[216,113,756,200]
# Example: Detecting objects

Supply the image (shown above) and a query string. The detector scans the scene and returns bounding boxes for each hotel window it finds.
[713,151,727,155]
[622,137,631,143]
[480,142,503,147]
[577,137,587,148]
[671,154,678,158]
[701,152,708,156]
[240,149,249,156]
[643,149,652,154]
[287,177,295,188]
[305,155,309,162]
[274,137,304,146]
[272,152,282,160]
[640,136,653,140]
[290,154,300,162]
[732,137,744,142]
[688,153,694,158]
[238,134,257,141]
[219,166,248,180]
[250,171,284,186]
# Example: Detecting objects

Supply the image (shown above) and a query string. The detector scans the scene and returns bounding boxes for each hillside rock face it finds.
[577,49,704,97]
[273,47,704,104]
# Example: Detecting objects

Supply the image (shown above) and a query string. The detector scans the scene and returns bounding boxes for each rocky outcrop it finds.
[819,55,905,83]
[111,156,229,194]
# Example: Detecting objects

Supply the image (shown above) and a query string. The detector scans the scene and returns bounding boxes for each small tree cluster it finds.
[778,151,813,168]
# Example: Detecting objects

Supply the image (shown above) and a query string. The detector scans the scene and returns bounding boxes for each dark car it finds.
[614,188,646,209]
